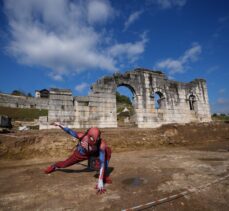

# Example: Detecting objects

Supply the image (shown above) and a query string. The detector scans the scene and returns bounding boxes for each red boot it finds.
[104,176,112,184]
[44,165,56,174]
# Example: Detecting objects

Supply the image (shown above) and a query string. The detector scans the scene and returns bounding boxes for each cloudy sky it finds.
[0,0,229,113]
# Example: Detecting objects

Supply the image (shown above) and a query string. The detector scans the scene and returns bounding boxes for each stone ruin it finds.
[0,68,211,129]
[40,68,211,129]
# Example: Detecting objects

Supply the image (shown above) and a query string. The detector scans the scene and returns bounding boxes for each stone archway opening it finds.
[189,94,196,111]
[152,91,165,110]
[116,84,136,127]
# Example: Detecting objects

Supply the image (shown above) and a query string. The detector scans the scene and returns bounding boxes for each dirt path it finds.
[0,145,229,211]
[0,122,229,210]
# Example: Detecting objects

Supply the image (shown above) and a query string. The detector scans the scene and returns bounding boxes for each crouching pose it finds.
[44,122,112,194]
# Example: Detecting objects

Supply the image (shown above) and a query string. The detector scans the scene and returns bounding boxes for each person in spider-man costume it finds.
[44,122,112,194]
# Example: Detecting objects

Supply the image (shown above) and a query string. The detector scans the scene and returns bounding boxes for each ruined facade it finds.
[0,69,211,129]
[41,68,212,128]
[0,93,49,109]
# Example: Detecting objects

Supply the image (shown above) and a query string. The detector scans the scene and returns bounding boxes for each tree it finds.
[11,90,27,96]
[116,91,131,105]
[27,93,33,97]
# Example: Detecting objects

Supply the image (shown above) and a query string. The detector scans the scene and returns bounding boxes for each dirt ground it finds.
[0,122,229,210]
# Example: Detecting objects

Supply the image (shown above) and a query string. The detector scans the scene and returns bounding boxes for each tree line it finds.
[11,90,33,97]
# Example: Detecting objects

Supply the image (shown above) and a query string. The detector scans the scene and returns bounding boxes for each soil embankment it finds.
[0,122,228,159]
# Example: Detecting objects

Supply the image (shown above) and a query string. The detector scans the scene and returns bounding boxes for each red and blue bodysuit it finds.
[44,124,112,193]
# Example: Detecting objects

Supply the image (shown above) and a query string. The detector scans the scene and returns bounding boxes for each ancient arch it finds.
[188,94,196,111]
[87,68,211,128]
[151,90,166,110]
[85,68,210,127]
[36,68,211,129]
[116,84,137,126]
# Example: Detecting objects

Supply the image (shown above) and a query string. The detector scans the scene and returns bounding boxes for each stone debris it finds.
[0,115,12,128]
[18,126,29,131]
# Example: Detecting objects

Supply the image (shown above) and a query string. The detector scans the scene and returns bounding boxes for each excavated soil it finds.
[0,122,229,210]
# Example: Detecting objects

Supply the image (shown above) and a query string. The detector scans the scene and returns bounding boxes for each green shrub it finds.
[212,113,229,121]
[116,92,131,105]
[0,106,48,121]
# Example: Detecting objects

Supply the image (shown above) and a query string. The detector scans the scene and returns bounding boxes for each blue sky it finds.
[0,0,229,113]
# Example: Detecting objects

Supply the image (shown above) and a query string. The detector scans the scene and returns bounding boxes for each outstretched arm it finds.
[97,142,106,194]
[53,122,78,138]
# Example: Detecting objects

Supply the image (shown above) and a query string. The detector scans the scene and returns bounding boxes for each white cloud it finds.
[156,59,183,73]
[218,16,229,23]
[181,43,202,63]
[87,0,114,24]
[75,82,89,93]
[49,73,64,82]
[109,34,147,62]
[205,65,219,74]
[151,0,187,9]
[124,10,143,31]
[211,97,229,114]
[219,89,226,94]
[3,0,148,80]
[217,98,229,105]
[155,43,202,75]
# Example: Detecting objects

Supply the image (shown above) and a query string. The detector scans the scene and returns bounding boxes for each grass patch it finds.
[0,106,48,121]
[212,115,229,122]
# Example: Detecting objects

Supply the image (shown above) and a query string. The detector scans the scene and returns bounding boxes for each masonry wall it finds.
[141,72,211,127]
[0,93,49,109]
[73,94,117,128]
[39,89,75,129]
[40,90,117,129]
